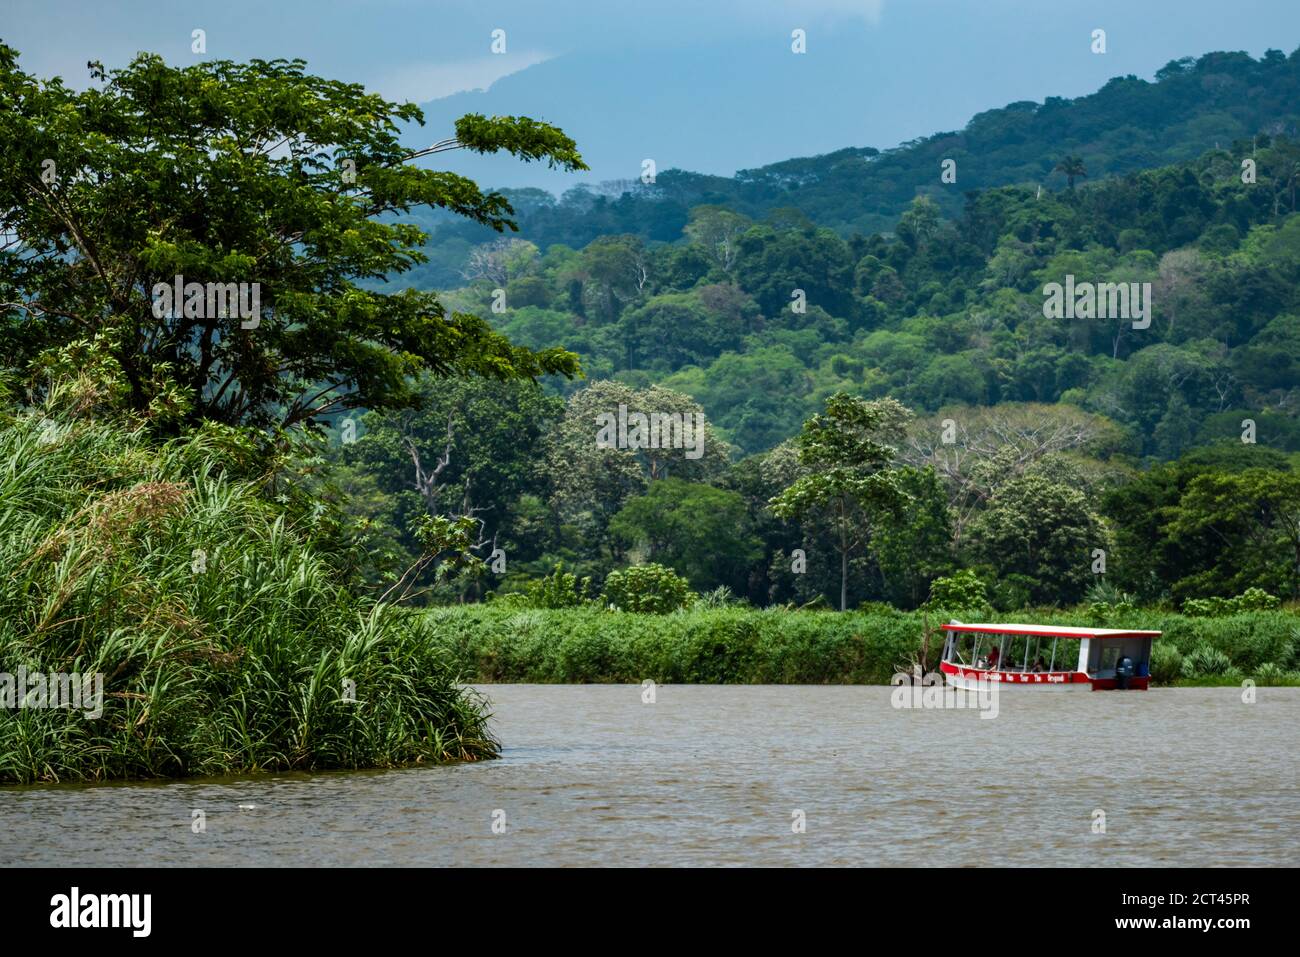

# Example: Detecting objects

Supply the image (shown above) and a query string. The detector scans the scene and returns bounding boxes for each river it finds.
[3,685,1296,866]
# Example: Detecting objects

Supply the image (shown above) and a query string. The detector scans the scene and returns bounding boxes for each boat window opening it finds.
[947,631,983,666]
[1003,635,1030,671]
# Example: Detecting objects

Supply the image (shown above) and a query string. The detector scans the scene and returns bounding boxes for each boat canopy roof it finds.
[941,622,1161,640]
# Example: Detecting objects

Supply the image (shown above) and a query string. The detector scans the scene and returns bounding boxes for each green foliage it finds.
[1181,644,1234,677]
[1183,588,1281,616]
[1053,155,1088,190]
[1250,662,1300,686]
[544,381,731,552]
[1236,588,1284,611]
[453,129,1300,461]
[967,470,1109,605]
[923,569,990,614]
[695,586,744,609]
[1166,471,1300,599]
[17,45,1297,621]
[328,374,563,598]
[1148,642,1185,684]
[0,45,583,432]
[1085,600,1136,625]
[868,466,955,608]
[770,393,910,610]
[609,478,761,591]
[600,563,693,614]
[523,563,593,609]
[1084,582,1137,623]
[0,384,495,784]
[421,605,1300,686]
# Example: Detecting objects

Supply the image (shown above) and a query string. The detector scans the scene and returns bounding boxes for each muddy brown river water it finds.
[2,685,1296,866]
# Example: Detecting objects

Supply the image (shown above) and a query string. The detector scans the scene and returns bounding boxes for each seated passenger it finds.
[986,646,1000,669]
[1032,656,1047,672]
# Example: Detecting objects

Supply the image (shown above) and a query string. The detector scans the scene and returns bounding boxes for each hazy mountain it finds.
[399,45,1300,291]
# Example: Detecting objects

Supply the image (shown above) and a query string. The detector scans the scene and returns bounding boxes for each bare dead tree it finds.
[902,405,1112,545]
[405,409,454,512]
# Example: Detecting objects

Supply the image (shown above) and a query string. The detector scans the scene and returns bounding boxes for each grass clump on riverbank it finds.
[0,393,496,785]
[421,603,1300,686]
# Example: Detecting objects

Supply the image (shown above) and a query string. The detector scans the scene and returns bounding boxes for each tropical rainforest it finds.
[335,46,1300,615]
[3,42,1300,781]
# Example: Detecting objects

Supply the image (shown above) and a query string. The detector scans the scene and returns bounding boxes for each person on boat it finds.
[1032,656,1047,672]
[986,646,1000,669]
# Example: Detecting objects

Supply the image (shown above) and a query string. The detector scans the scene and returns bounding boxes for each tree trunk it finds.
[839,503,848,612]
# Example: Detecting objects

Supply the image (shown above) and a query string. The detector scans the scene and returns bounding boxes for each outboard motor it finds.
[1115,655,1135,690]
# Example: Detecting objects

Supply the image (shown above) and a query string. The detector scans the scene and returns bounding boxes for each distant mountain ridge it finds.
[403,44,1300,278]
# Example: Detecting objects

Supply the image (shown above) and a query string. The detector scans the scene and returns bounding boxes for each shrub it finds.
[1181,644,1233,677]
[1235,588,1281,612]
[923,569,990,614]
[1182,597,1233,617]
[1148,641,1184,684]
[601,563,693,614]
[858,600,902,615]
[695,586,743,609]
[1184,589,1281,617]
[523,562,593,609]
[1252,662,1288,686]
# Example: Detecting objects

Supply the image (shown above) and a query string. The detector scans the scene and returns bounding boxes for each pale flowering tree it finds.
[544,381,730,547]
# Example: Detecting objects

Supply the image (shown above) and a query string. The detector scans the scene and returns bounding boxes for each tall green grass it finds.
[422,603,1300,686]
[0,390,496,785]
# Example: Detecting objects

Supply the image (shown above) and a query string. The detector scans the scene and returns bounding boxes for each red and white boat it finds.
[938,622,1161,691]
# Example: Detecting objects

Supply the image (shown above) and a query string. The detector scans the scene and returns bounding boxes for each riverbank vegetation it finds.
[330,65,1300,612]
[422,602,1300,687]
[0,387,500,785]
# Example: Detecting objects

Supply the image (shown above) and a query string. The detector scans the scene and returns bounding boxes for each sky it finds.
[5,0,1300,190]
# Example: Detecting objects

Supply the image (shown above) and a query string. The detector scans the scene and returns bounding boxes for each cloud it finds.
[370,51,552,103]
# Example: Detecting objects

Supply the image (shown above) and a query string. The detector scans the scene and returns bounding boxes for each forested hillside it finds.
[335,118,1300,612]
[401,46,1300,287]
[438,137,1300,459]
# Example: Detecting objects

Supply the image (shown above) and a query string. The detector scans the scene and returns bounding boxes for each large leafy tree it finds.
[902,403,1128,547]
[867,466,955,609]
[1102,444,1293,602]
[1165,468,1300,600]
[0,45,584,430]
[609,478,762,591]
[769,393,909,611]
[325,374,562,599]
[967,469,1110,606]
[544,380,731,542]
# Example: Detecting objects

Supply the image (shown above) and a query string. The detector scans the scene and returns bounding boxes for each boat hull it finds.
[939,661,1147,691]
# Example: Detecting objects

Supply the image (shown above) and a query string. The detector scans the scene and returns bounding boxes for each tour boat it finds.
[938,622,1161,691]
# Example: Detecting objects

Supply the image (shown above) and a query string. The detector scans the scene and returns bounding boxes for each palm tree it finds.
[1053,155,1088,190]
